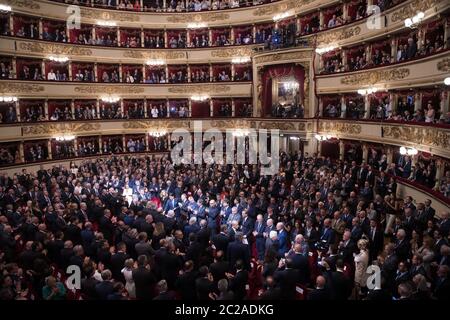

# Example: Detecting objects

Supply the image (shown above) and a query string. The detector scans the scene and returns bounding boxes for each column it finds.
[92,27,96,43]
[9,14,14,36]
[166,100,170,118]
[44,99,49,120]
[143,99,148,118]
[162,0,167,10]
[362,144,369,164]
[122,135,126,152]
[142,64,146,82]
[119,64,123,82]
[120,99,124,116]
[318,97,323,117]
[417,27,425,51]
[140,0,143,11]
[11,57,16,79]
[444,19,449,49]
[94,63,98,82]
[340,96,346,118]
[319,10,324,30]
[47,140,53,160]
[38,18,43,39]
[15,100,20,122]
[230,27,235,44]
[391,38,398,62]
[73,138,78,156]
[296,17,301,34]
[209,64,213,81]
[96,100,100,119]
[364,94,370,119]
[386,146,393,165]
[343,3,349,22]
[41,61,46,80]
[141,29,145,47]
[187,65,191,82]
[231,64,235,81]
[188,100,192,117]
[389,92,396,116]
[440,90,449,115]
[165,65,169,81]
[164,30,168,48]
[19,142,24,163]
[71,100,75,118]
[365,45,372,65]
[99,136,103,154]
[68,61,72,81]
[186,30,190,47]
[414,92,422,112]
[231,99,235,117]
[252,25,256,43]
[145,134,150,151]
[117,27,121,47]
[210,99,213,117]
[341,49,347,71]
[434,159,445,189]
[339,140,345,161]
[209,29,212,45]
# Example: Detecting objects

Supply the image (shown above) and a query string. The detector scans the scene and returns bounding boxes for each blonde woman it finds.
[354,239,369,298]
[121,258,136,299]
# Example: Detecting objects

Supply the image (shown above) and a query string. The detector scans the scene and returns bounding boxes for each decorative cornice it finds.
[0,82,44,93]
[211,47,254,58]
[81,8,140,22]
[254,51,311,64]
[319,122,362,135]
[22,123,101,136]
[168,85,231,94]
[315,26,361,45]
[123,120,190,130]
[6,0,39,10]
[437,58,450,72]
[382,125,450,149]
[19,42,92,56]
[123,50,186,60]
[391,0,436,23]
[259,121,296,130]
[340,68,410,85]
[210,119,256,129]
[74,86,145,94]
[166,12,229,23]
[253,0,314,16]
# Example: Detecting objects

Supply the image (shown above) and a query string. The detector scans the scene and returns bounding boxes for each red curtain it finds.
[261,64,305,116]
[191,101,210,117]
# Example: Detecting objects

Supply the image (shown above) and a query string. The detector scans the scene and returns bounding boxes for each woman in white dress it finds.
[121,258,136,299]
[354,239,369,299]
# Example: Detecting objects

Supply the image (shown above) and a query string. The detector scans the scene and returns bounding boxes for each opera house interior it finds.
[0,0,449,303]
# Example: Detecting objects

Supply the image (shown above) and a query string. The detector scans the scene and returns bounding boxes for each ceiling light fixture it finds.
[191,94,209,102]
[315,46,336,54]
[399,147,418,156]
[231,57,251,64]
[314,134,334,141]
[404,11,424,28]
[0,96,18,102]
[357,87,378,95]
[101,96,120,103]
[96,20,117,27]
[444,77,450,86]
[54,134,76,141]
[48,55,69,63]
[273,11,293,22]
[148,130,167,137]
[0,4,12,12]
[145,59,166,66]
[187,22,207,29]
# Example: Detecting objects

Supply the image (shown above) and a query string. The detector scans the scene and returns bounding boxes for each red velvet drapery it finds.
[261,64,305,117]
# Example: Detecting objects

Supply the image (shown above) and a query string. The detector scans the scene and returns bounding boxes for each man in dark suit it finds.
[274,259,300,300]
[307,275,331,300]
[132,255,157,300]
[394,229,410,262]
[276,222,289,257]
[368,219,384,261]
[338,230,357,265]
[195,266,214,300]
[98,209,115,244]
[175,260,198,300]
[406,37,417,59]
[320,219,335,246]
[241,210,254,239]
[212,225,230,253]
[253,214,266,261]
[209,250,229,283]
[228,260,249,300]
[330,259,353,300]
[290,243,310,285]
[227,232,250,272]
[110,242,129,283]
[95,270,114,300]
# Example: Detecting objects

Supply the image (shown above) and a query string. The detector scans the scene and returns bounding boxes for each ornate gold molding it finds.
[382,125,450,149]
[22,123,101,136]
[74,86,145,94]
[19,42,92,56]
[315,26,361,45]
[210,119,256,129]
[166,12,229,23]
[254,51,311,64]
[211,47,254,58]
[0,82,44,93]
[6,0,39,10]
[437,58,450,72]
[168,85,231,94]
[319,122,362,135]
[253,0,313,16]
[123,50,186,60]
[340,68,410,85]
[81,9,140,22]
[123,120,190,130]
[259,121,296,130]
[391,0,437,23]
